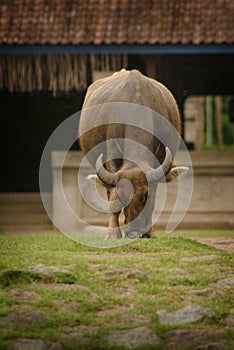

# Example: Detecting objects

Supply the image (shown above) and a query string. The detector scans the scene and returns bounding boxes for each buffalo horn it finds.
[96,154,117,186]
[147,147,173,183]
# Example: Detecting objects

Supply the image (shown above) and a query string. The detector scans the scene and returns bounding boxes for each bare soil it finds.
[190,237,234,251]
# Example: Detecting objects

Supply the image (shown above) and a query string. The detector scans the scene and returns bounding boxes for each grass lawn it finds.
[0,230,233,350]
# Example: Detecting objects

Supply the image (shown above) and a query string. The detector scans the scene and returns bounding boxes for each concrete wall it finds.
[51,151,234,231]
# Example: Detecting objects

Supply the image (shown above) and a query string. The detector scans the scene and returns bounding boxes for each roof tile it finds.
[0,0,233,45]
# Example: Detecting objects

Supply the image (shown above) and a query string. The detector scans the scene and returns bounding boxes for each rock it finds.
[32,283,88,291]
[221,314,234,326]
[105,326,161,349]
[103,268,147,279]
[157,306,214,325]
[212,278,234,287]
[206,265,233,275]
[166,329,226,350]
[11,338,62,350]
[114,285,135,296]
[97,308,126,317]
[182,255,217,262]
[4,311,50,324]
[187,289,227,298]
[158,268,190,279]
[27,264,66,275]
[0,267,76,286]
[58,300,77,312]
[216,239,234,245]
[7,288,38,302]
[27,264,77,283]
[194,343,228,350]
[169,268,189,276]
[60,332,87,343]
[206,264,222,269]
[89,292,99,302]
[126,269,148,279]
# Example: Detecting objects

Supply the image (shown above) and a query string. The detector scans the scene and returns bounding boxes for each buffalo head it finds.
[92,147,188,239]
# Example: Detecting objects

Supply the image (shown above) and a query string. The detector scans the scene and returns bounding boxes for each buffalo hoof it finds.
[125,231,143,239]
[105,229,122,240]
[141,232,155,238]
[105,234,120,240]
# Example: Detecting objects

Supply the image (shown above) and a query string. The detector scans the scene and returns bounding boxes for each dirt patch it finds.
[72,252,152,259]
[190,237,234,251]
[97,306,133,317]
[113,285,135,296]
[6,288,38,302]
[187,288,227,298]
[211,278,234,287]
[181,254,218,262]
[61,325,100,335]
[113,314,150,326]
[31,282,89,291]
[60,331,89,344]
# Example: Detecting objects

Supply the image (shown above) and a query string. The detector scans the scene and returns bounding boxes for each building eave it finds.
[0,44,234,55]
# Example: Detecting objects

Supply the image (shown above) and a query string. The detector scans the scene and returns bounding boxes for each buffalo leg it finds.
[105,211,122,240]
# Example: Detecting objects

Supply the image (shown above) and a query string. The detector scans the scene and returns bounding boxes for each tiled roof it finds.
[0,0,234,45]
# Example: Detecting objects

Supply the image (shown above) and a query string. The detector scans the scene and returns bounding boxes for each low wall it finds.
[0,192,52,232]
[51,151,234,231]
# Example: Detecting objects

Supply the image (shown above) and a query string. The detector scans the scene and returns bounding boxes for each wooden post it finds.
[141,55,157,78]
[215,95,224,150]
[206,96,212,147]
[196,96,205,151]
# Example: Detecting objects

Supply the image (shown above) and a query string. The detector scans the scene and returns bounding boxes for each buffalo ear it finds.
[87,174,105,186]
[165,166,189,182]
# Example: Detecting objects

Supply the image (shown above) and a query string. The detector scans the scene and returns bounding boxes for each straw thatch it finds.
[90,54,128,73]
[0,54,128,94]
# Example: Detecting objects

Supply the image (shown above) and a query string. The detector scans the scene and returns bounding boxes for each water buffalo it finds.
[79,69,187,239]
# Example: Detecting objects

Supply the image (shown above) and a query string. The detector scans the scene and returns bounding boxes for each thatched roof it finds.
[0,0,233,92]
[0,54,128,93]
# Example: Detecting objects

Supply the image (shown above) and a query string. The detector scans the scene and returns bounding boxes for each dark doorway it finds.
[155,54,234,138]
[1,91,85,191]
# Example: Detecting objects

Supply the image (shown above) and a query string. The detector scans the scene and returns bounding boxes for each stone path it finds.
[1,246,233,350]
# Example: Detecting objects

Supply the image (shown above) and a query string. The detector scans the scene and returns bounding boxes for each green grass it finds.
[0,231,233,349]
